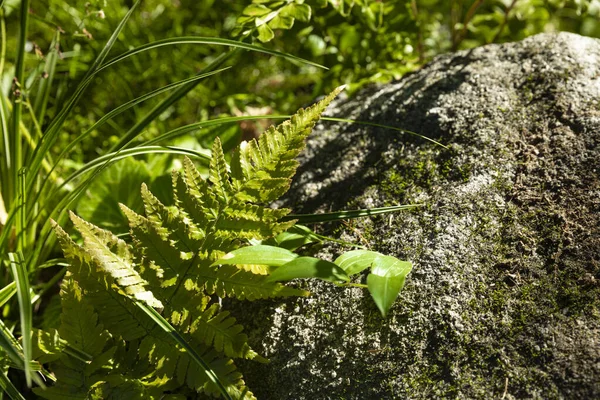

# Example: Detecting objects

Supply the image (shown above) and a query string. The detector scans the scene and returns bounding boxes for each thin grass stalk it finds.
[0,95,10,209]
[282,204,424,223]
[30,146,210,227]
[0,10,8,205]
[9,0,30,212]
[24,0,141,192]
[33,32,60,126]
[111,50,234,151]
[0,370,26,400]
[8,251,31,387]
[26,71,226,227]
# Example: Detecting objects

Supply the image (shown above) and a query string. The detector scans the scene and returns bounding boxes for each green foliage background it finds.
[1,0,600,398]
[3,0,600,166]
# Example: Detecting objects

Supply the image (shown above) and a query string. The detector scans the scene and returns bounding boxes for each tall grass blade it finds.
[26,0,141,187]
[109,39,325,151]
[113,51,232,151]
[0,94,10,204]
[30,70,227,208]
[323,117,448,149]
[44,146,210,207]
[0,318,24,370]
[0,282,16,309]
[10,0,31,207]
[282,204,423,223]
[0,371,26,400]
[32,31,60,124]
[144,115,445,149]
[0,318,44,388]
[8,252,31,387]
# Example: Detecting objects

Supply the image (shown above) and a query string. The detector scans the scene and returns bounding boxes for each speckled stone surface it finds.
[230,32,600,399]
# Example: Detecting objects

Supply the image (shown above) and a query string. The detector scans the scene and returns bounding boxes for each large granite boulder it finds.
[234,32,600,399]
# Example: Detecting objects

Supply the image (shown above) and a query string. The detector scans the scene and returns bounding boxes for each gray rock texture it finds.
[233,32,600,399]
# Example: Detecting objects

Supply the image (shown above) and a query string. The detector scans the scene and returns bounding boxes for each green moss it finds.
[379,148,473,203]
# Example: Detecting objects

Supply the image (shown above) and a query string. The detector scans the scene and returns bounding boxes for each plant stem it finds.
[10,0,31,212]
[490,0,519,43]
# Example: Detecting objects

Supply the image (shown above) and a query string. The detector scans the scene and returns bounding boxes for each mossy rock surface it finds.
[233,32,600,399]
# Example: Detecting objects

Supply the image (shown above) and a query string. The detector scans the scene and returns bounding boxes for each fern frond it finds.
[49,87,342,398]
[52,223,155,341]
[34,278,115,400]
[137,336,256,399]
[187,304,265,362]
[69,212,162,309]
[230,86,343,203]
[209,138,234,204]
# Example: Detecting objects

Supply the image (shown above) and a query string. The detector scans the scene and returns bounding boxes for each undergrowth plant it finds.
[36,87,412,399]
[0,1,420,398]
[0,0,330,397]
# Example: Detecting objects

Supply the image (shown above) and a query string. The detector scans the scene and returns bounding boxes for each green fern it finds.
[38,87,343,399]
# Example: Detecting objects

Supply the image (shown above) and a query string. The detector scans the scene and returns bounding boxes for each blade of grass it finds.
[29,70,227,211]
[0,318,44,388]
[33,31,60,125]
[112,50,233,151]
[0,282,16,309]
[109,36,327,151]
[35,145,210,226]
[0,93,10,206]
[10,0,30,211]
[322,117,448,149]
[54,69,228,169]
[0,318,25,371]
[25,0,141,190]
[96,37,326,77]
[144,115,447,149]
[0,6,8,204]
[282,204,423,223]
[56,146,210,190]
[135,301,232,400]
[0,371,26,400]
[8,251,31,387]
[145,115,280,146]
[28,35,325,182]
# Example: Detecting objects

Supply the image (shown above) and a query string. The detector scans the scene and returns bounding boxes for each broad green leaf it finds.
[266,257,350,283]
[269,15,295,29]
[366,255,412,317]
[334,250,382,276]
[243,4,271,16]
[282,3,312,22]
[212,245,297,268]
[370,255,412,278]
[367,273,406,318]
[257,24,274,42]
